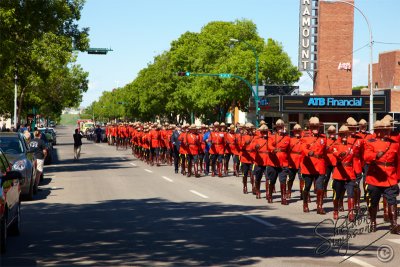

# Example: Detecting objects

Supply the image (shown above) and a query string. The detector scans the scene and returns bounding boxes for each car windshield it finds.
[0,136,24,154]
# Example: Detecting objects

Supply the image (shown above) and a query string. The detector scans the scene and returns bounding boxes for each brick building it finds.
[370,50,400,115]
[314,0,354,95]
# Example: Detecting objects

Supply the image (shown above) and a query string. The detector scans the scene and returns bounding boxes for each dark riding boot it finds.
[255,180,261,199]
[287,179,294,199]
[267,183,274,203]
[389,205,400,235]
[194,163,200,177]
[250,175,256,195]
[303,191,310,213]
[218,162,223,177]
[383,197,389,222]
[333,199,339,220]
[339,198,344,212]
[299,179,304,200]
[348,198,355,222]
[369,206,378,232]
[353,188,360,211]
[316,189,326,215]
[181,159,186,175]
[187,161,192,177]
[242,176,248,194]
[280,183,288,205]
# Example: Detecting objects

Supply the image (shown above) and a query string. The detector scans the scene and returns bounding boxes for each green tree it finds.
[92,19,301,123]
[0,0,89,123]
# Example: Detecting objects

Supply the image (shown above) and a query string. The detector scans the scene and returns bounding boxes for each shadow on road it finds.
[44,156,133,173]
[1,198,380,266]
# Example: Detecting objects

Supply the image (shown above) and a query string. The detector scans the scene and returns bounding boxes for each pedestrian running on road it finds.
[73,128,83,160]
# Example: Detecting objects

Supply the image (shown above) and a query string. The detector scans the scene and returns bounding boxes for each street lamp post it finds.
[321,0,374,131]
[14,69,18,129]
[230,38,260,127]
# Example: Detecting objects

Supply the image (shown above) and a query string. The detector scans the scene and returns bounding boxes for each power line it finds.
[375,41,400,45]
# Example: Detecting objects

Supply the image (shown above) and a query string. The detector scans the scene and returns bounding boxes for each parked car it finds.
[0,149,23,254]
[0,133,35,200]
[38,127,57,146]
[48,121,56,128]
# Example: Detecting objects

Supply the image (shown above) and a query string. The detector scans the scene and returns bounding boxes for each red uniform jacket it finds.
[209,131,225,155]
[142,133,150,149]
[331,140,356,180]
[300,134,327,175]
[224,132,239,155]
[288,136,303,169]
[347,135,363,174]
[187,133,200,155]
[364,137,399,187]
[268,134,290,168]
[178,132,188,155]
[149,129,161,148]
[325,138,339,167]
[249,136,271,166]
[239,134,254,164]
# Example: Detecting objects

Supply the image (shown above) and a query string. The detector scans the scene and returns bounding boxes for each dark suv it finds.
[0,149,23,253]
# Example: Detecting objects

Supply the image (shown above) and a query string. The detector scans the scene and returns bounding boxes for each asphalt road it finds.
[2,125,400,266]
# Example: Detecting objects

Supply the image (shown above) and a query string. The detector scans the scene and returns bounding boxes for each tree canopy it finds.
[0,0,89,123]
[92,19,301,124]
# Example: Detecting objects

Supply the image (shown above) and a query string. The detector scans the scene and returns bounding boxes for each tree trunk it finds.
[17,86,26,126]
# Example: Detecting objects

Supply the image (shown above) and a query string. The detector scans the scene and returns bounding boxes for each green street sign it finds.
[219,73,231,78]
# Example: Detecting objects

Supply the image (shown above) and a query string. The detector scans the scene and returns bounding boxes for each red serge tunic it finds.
[331,141,356,180]
[325,138,339,167]
[364,138,400,187]
[209,131,225,155]
[225,132,239,155]
[142,133,150,150]
[178,132,189,155]
[300,134,327,175]
[268,134,290,168]
[150,130,161,148]
[288,137,303,169]
[187,133,200,155]
[239,134,254,164]
[249,136,271,166]
[346,135,363,174]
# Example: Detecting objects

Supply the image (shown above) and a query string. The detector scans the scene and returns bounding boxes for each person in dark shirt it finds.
[73,128,83,160]
[94,125,102,143]
[29,130,47,184]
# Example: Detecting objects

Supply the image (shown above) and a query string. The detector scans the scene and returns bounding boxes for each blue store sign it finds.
[281,95,387,113]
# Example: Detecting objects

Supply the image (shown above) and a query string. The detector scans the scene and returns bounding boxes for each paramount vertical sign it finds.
[298,0,313,71]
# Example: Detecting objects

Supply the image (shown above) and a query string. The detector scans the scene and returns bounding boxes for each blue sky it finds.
[76,0,400,107]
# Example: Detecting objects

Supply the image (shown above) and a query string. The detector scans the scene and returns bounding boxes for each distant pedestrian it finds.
[29,130,47,184]
[73,128,83,160]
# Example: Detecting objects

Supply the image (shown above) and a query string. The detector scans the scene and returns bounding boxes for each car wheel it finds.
[9,202,21,236]
[0,216,7,253]
[26,177,34,201]
[33,174,39,195]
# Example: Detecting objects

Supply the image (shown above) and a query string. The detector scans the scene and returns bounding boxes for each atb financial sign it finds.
[281,96,388,113]
[298,0,318,71]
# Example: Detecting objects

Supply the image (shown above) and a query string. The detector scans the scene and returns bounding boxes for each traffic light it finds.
[177,71,190,76]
